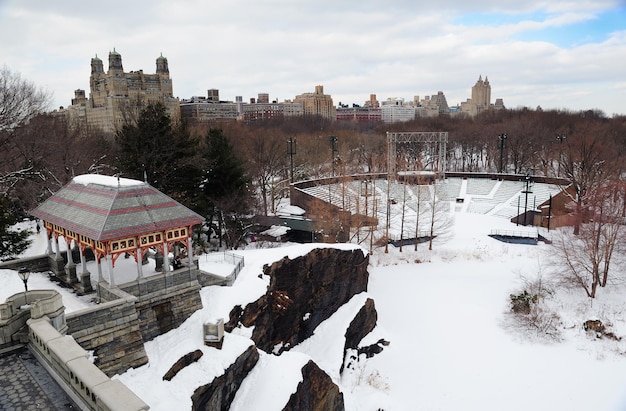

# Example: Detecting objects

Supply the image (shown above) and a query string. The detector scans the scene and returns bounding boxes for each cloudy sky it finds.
[1,0,625,116]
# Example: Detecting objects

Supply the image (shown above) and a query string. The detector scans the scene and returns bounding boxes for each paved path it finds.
[0,347,77,410]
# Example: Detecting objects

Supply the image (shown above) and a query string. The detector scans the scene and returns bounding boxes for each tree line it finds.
[2,66,626,300]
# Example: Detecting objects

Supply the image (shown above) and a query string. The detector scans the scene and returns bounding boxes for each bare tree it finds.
[0,66,50,132]
[0,67,52,201]
[559,127,617,235]
[552,181,625,298]
[245,134,288,215]
[427,181,455,251]
[411,177,431,251]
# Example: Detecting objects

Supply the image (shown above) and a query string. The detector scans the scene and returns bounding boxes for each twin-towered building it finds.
[67,50,180,134]
[66,50,504,133]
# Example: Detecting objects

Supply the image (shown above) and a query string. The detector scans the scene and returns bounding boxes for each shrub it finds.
[510,290,537,314]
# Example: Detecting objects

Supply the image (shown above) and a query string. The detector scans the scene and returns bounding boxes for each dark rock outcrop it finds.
[191,345,259,411]
[584,319,621,340]
[283,360,345,411]
[230,247,369,354]
[358,338,390,359]
[340,298,378,373]
[163,349,203,381]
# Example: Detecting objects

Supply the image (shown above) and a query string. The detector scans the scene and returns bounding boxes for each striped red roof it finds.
[30,175,204,241]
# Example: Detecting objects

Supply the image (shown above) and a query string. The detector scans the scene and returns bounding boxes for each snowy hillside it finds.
[3,212,626,410]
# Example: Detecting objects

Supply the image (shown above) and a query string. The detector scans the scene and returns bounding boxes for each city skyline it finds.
[1,0,625,116]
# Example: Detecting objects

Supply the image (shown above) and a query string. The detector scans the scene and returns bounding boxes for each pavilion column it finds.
[108,254,116,287]
[79,247,88,274]
[163,242,169,272]
[65,239,78,284]
[187,236,193,268]
[78,246,92,293]
[97,257,103,283]
[136,246,144,280]
[46,231,52,255]
[54,235,61,258]
[48,233,66,278]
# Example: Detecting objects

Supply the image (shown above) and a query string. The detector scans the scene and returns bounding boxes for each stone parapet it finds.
[134,281,203,341]
[66,295,148,377]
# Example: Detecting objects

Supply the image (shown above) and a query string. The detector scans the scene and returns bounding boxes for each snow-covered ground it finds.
[3,208,626,410]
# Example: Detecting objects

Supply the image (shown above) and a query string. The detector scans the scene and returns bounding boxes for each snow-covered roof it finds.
[72,174,143,187]
[30,174,204,241]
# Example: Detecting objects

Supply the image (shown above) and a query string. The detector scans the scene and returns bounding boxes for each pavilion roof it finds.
[30,175,204,241]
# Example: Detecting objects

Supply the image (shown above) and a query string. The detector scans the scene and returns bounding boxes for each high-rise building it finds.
[416,92,450,117]
[180,90,238,123]
[381,98,416,123]
[363,94,380,108]
[460,75,504,116]
[293,85,335,120]
[67,50,180,134]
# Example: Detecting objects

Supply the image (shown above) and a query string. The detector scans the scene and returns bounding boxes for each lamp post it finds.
[522,173,533,226]
[556,134,566,177]
[18,267,30,304]
[329,136,338,177]
[498,133,507,174]
[287,137,296,183]
[328,136,338,204]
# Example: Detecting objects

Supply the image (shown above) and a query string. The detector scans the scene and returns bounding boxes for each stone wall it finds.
[134,281,203,341]
[100,269,204,342]
[0,254,51,273]
[66,294,148,377]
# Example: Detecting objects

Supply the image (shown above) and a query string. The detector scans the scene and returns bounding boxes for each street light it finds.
[556,134,566,177]
[498,133,507,174]
[287,137,296,183]
[18,267,30,304]
[522,173,533,226]
[329,136,338,177]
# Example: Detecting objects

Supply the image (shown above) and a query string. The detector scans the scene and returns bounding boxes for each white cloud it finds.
[1,0,624,115]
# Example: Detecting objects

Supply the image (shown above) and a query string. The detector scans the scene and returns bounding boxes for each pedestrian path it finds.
[0,347,76,410]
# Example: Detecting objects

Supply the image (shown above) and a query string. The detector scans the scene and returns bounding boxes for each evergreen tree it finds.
[0,198,30,259]
[200,128,253,249]
[114,102,199,205]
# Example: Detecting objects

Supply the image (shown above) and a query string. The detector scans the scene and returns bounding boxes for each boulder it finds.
[163,349,203,381]
[191,345,259,411]
[283,360,344,411]
[230,247,369,354]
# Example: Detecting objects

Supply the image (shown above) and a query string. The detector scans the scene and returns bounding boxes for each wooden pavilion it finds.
[30,174,204,292]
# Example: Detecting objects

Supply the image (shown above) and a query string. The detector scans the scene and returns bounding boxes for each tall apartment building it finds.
[363,94,380,108]
[67,50,180,134]
[381,98,416,123]
[293,85,335,120]
[336,105,382,122]
[416,92,450,117]
[180,90,238,123]
[241,94,304,121]
[460,75,505,116]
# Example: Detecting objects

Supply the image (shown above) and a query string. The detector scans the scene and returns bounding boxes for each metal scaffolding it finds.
[386,131,448,179]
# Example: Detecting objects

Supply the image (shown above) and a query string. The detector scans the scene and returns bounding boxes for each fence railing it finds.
[200,252,245,284]
[490,229,538,239]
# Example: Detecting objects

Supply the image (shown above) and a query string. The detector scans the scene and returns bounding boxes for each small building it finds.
[30,174,204,291]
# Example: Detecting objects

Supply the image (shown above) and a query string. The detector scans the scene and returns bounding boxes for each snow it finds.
[260,224,291,238]
[274,204,305,216]
[3,203,626,410]
[72,174,144,187]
